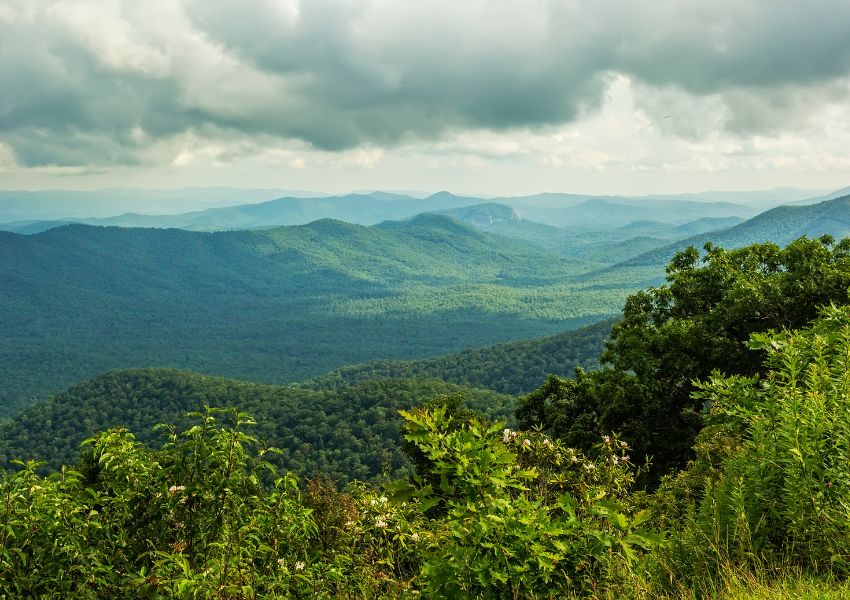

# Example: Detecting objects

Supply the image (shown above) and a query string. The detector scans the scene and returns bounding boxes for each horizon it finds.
[0,183,843,197]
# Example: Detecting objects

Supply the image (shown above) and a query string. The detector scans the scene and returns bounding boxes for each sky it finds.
[1,0,850,196]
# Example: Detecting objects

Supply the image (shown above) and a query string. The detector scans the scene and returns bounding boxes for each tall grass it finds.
[651,306,850,595]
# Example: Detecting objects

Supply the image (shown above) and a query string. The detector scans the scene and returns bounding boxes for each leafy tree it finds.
[519,236,850,480]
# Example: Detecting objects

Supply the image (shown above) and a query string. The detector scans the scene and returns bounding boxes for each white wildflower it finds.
[295,561,306,572]
[376,518,388,528]
[168,485,186,495]
[502,428,512,443]
[523,439,531,447]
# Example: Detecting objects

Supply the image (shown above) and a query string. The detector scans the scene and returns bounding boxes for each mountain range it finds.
[2,187,831,235]
[0,215,641,417]
[622,194,850,266]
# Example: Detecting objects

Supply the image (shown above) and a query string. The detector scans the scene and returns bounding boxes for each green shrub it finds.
[394,406,659,598]
[0,408,411,598]
[663,305,850,587]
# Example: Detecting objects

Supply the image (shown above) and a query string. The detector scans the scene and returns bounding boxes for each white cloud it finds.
[0,0,849,193]
[48,0,173,77]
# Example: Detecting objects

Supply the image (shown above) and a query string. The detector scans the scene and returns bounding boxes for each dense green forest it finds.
[0,216,655,417]
[3,235,850,597]
[304,318,613,395]
[6,196,849,420]
[0,317,612,479]
[0,370,515,481]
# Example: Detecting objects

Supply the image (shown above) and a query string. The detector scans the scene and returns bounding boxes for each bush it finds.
[662,305,850,586]
[394,406,659,598]
[0,409,411,598]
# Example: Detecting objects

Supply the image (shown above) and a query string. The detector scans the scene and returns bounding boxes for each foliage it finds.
[305,318,613,396]
[0,409,343,598]
[663,306,850,583]
[519,236,850,480]
[393,407,659,598]
[0,405,660,598]
[0,369,515,481]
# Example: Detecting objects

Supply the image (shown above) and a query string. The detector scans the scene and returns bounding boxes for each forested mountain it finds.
[504,197,754,229]
[619,216,744,238]
[545,216,747,263]
[432,203,567,249]
[0,369,515,480]
[428,203,746,265]
[1,188,784,235]
[623,194,850,266]
[305,318,614,394]
[0,217,645,417]
[790,184,850,205]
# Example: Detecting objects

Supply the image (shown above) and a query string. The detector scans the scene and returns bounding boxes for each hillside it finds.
[499,197,758,229]
[429,203,748,264]
[0,368,515,480]
[4,240,850,599]
[304,318,614,394]
[623,195,850,266]
[0,217,644,417]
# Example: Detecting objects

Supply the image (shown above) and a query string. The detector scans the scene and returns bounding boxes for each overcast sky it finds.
[1,0,850,196]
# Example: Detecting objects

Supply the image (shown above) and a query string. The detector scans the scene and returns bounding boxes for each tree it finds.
[518,236,850,481]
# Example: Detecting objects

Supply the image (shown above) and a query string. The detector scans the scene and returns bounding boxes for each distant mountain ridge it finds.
[6,185,836,235]
[424,203,746,264]
[0,187,329,222]
[622,195,850,266]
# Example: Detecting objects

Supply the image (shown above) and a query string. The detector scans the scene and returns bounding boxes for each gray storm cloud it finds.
[1,0,849,167]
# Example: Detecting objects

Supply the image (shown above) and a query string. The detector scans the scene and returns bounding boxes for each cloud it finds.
[1,0,849,168]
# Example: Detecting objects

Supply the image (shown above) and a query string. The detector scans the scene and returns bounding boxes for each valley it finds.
[4,190,850,420]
